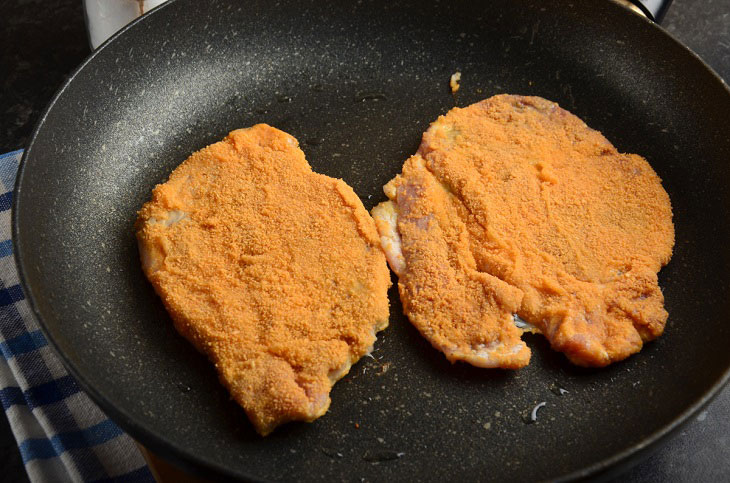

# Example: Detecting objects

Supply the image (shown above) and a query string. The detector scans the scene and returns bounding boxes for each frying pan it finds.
[13,0,730,480]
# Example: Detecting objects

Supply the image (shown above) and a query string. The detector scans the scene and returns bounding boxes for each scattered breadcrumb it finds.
[450,72,461,93]
[530,402,547,422]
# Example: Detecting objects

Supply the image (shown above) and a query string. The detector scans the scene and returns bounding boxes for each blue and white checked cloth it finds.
[0,150,154,483]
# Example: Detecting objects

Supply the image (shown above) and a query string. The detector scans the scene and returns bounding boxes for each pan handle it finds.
[616,0,673,22]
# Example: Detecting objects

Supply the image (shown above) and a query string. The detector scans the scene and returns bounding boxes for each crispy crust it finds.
[375,95,673,368]
[136,124,390,434]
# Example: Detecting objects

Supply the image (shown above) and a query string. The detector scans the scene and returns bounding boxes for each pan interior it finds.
[15,0,730,480]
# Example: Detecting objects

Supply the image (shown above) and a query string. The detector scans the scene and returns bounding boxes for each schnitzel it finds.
[374,95,673,368]
[137,125,391,435]
[373,95,673,368]
[136,124,391,435]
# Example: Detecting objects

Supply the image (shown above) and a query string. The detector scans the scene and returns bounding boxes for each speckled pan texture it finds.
[13,0,730,481]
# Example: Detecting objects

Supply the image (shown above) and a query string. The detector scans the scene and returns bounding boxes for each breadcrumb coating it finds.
[374,95,673,368]
[136,124,390,435]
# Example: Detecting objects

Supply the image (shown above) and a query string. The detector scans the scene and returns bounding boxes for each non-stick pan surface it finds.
[13,0,730,480]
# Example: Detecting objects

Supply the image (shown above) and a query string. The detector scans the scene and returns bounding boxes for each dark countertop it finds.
[0,1,728,482]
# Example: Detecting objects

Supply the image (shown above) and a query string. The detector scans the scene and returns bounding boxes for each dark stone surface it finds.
[664,0,730,82]
[1,0,728,481]
[0,0,89,155]
[0,414,27,483]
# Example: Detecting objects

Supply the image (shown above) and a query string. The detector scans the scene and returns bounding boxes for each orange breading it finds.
[375,95,673,368]
[135,124,390,435]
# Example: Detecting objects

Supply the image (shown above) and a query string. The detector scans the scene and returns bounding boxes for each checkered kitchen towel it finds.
[0,150,153,483]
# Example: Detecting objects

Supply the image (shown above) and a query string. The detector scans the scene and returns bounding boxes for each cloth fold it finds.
[0,150,153,483]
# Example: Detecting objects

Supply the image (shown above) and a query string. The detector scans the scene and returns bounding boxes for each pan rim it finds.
[11,0,730,480]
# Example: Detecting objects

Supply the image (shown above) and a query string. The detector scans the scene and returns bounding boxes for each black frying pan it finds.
[13,0,730,480]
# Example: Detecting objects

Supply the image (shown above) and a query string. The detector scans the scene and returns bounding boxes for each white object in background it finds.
[84,0,169,49]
